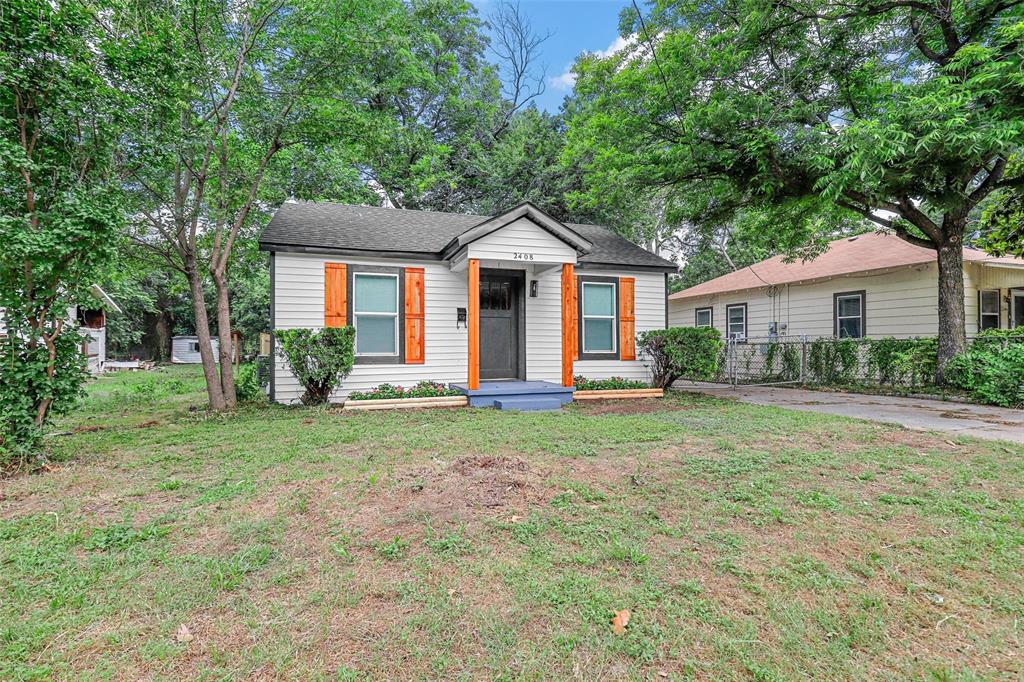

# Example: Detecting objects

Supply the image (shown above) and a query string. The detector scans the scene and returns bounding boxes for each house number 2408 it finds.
[512,252,534,261]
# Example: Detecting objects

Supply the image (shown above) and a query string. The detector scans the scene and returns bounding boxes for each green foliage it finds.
[572,376,648,391]
[760,340,802,383]
[945,337,1024,407]
[806,338,861,385]
[637,327,724,388]
[234,363,263,403]
[274,328,355,405]
[0,0,164,459]
[348,381,461,401]
[865,338,937,387]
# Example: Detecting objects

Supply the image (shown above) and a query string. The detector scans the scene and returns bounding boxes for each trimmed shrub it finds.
[637,327,724,388]
[573,375,648,391]
[274,327,355,405]
[348,381,461,401]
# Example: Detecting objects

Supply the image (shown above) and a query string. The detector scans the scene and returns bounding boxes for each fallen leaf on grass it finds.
[611,609,630,635]
[175,624,194,643]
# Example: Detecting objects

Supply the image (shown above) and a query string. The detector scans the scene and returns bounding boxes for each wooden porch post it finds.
[468,258,480,390]
[561,263,576,387]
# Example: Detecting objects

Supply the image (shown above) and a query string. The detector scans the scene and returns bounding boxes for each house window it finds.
[189,342,199,353]
[695,307,713,328]
[725,304,746,339]
[353,273,399,355]
[834,291,865,338]
[979,290,1000,330]
[581,280,617,355]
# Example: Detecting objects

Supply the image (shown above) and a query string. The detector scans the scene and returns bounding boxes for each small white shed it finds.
[171,336,220,363]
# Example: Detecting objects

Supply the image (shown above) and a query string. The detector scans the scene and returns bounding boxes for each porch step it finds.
[494,396,564,412]
[451,380,574,409]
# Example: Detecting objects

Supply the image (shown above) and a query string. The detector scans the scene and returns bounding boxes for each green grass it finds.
[1,365,1023,680]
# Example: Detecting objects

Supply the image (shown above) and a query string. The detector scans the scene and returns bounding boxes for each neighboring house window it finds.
[695,307,713,328]
[579,277,618,358]
[979,289,1000,330]
[189,342,199,353]
[353,273,399,356]
[834,291,866,338]
[725,304,747,339]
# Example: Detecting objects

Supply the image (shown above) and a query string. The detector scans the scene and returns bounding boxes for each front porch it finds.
[451,380,575,411]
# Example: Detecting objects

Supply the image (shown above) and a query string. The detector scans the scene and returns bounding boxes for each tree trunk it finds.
[184,252,227,410]
[154,308,172,362]
[935,222,967,384]
[212,269,237,409]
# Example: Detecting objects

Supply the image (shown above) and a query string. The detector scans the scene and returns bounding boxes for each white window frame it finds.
[353,272,400,357]
[834,292,865,339]
[581,281,617,354]
[695,307,713,328]
[725,304,746,340]
[979,289,1000,331]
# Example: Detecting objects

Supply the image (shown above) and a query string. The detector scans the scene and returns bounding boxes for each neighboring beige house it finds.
[668,232,1024,339]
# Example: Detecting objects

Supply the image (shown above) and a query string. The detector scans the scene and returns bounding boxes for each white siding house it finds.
[261,201,677,404]
[669,233,1024,339]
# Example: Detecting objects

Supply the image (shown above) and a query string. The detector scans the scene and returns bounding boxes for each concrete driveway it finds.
[673,383,1024,444]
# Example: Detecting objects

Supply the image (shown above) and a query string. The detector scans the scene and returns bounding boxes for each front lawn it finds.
[2,366,1022,680]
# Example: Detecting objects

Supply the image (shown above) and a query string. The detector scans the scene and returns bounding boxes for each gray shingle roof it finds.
[259,201,677,271]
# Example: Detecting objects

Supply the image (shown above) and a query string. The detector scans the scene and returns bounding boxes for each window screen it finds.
[582,282,616,353]
[353,273,398,355]
[834,293,864,338]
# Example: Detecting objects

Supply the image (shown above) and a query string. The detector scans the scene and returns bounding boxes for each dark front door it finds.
[479,272,522,380]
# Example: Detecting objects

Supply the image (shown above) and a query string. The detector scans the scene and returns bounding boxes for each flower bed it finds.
[348,381,462,401]
[572,375,663,400]
[343,381,467,411]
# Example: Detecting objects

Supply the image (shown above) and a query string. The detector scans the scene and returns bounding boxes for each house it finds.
[258,201,678,406]
[0,284,120,375]
[668,232,1024,339]
[171,335,220,364]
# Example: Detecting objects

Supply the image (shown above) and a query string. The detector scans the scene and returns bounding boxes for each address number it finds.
[512,252,535,261]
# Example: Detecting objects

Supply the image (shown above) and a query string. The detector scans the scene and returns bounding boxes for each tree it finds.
[567,0,1024,379]
[129,0,401,410]
[0,0,161,457]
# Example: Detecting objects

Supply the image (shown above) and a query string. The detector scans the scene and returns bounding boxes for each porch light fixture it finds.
[456,307,467,328]
[529,280,538,298]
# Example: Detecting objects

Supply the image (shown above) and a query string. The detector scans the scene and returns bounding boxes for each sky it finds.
[471,0,631,113]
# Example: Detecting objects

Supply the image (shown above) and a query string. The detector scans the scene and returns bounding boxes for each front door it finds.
[479,272,521,380]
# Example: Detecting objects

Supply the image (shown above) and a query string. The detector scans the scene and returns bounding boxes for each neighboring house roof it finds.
[670,232,1024,301]
[258,200,677,271]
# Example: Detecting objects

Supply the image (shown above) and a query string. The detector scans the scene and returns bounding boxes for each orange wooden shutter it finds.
[620,276,636,360]
[324,263,347,327]
[404,267,425,364]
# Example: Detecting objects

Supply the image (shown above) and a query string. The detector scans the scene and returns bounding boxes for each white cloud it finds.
[547,34,637,92]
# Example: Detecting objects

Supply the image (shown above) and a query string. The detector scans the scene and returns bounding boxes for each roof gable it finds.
[441,202,592,258]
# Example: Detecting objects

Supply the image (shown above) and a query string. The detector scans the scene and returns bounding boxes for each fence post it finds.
[799,335,807,384]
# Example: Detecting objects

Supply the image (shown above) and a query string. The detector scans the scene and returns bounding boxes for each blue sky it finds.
[471,0,631,113]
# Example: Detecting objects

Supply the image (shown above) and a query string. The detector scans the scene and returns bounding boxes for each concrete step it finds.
[494,396,564,411]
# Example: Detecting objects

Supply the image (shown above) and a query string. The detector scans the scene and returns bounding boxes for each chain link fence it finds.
[707,334,1024,388]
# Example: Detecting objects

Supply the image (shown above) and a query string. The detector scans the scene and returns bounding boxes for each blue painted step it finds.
[452,380,574,409]
[494,396,564,411]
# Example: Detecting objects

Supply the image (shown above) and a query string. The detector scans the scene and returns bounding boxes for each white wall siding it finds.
[273,252,468,404]
[573,269,665,383]
[468,217,577,264]
[172,336,219,364]
[669,263,1024,339]
[272,251,669,401]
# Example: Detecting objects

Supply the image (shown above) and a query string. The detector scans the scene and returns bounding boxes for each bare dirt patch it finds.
[347,455,550,539]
